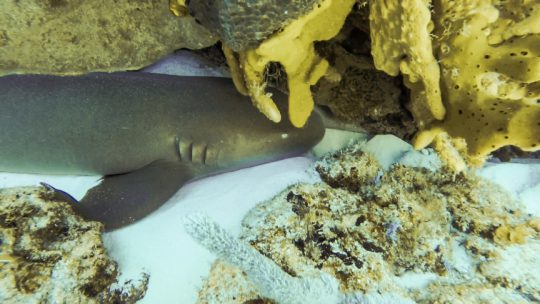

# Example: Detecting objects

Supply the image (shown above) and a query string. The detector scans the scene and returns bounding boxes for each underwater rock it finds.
[0,0,217,75]
[242,4,417,140]
[186,214,341,304]
[197,260,267,304]
[491,146,540,163]
[310,6,417,140]
[0,186,148,303]
[314,42,416,140]
[196,138,539,303]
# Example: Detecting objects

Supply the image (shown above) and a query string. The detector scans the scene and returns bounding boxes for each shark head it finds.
[179,88,326,175]
[213,109,325,171]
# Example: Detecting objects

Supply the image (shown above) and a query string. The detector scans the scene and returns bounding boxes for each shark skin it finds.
[0,73,325,230]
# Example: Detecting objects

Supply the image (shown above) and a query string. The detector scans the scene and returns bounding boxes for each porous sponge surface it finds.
[370,0,540,167]
[416,0,540,166]
[187,0,321,52]
[369,0,445,128]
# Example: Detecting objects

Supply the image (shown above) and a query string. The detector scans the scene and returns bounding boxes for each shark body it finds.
[0,73,324,230]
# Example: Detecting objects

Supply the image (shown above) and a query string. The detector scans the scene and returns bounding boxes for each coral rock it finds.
[197,140,539,302]
[0,0,217,75]
[0,186,148,303]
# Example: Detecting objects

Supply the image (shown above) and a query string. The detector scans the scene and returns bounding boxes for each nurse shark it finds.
[0,73,324,230]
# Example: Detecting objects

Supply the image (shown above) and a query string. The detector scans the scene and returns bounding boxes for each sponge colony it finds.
[239,0,356,127]
[414,1,540,165]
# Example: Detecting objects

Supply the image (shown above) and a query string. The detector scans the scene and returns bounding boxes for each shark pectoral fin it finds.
[72,160,194,231]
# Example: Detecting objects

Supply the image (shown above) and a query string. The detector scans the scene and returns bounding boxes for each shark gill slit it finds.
[191,142,208,164]
[175,136,182,161]
[187,142,193,161]
[201,144,208,165]
[176,136,194,162]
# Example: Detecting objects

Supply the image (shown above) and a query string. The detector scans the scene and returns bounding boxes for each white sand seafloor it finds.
[0,132,539,303]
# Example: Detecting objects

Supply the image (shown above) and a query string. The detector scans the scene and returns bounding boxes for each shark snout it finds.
[219,110,325,170]
[279,110,325,154]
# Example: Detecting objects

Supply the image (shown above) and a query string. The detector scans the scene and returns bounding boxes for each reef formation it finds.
[192,137,540,303]
[172,0,356,127]
[0,186,148,303]
[175,0,539,167]
[3,0,537,166]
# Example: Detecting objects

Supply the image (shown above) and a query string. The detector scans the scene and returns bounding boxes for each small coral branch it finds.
[184,213,341,304]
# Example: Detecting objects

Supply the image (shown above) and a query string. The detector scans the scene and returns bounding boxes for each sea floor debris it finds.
[0,186,148,304]
[194,136,540,303]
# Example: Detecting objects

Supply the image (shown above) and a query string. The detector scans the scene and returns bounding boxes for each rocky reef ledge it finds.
[193,136,540,303]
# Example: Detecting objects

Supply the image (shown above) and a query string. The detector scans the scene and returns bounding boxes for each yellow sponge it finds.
[238,0,356,127]
[414,0,540,166]
[369,0,446,129]
[370,0,539,168]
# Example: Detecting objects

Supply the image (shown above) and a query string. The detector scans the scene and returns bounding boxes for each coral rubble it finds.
[0,0,217,76]
[195,137,539,303]
[0,186,148,303]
